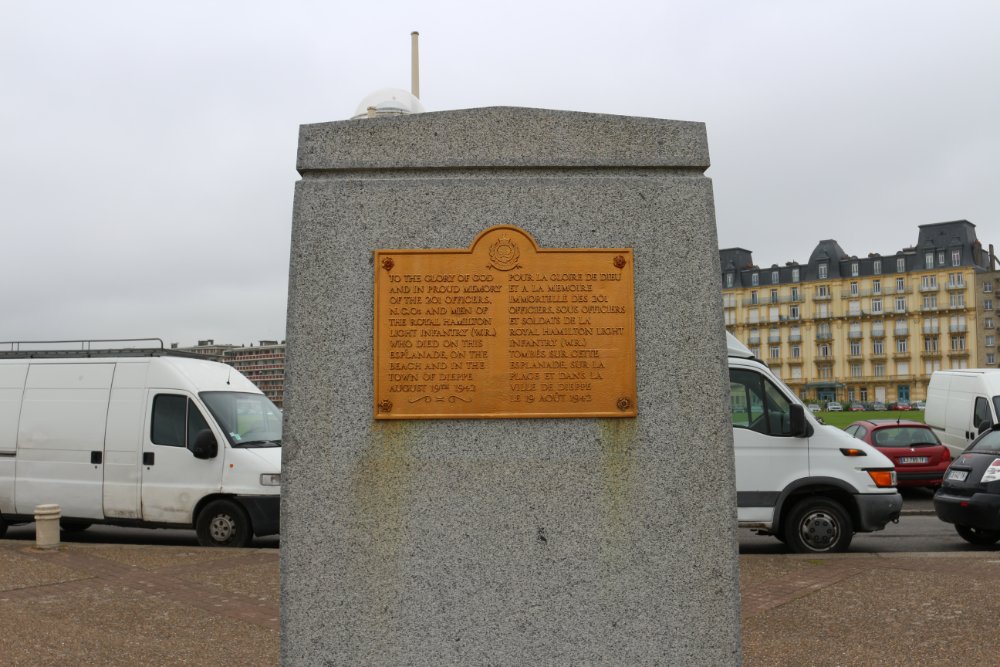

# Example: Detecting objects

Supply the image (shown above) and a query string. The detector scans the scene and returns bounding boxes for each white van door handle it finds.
[143,452,155,466]
[90,451,102,464]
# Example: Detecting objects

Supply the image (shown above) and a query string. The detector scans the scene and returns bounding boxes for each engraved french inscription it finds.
[374,225,636,419]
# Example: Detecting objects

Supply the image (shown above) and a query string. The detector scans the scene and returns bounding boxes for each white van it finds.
[0,341,281,547]
[925,369,1000,457]
[727,333,902,552]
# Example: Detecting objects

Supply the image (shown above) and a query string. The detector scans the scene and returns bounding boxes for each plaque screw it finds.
[613,256,626,269]
[377,399,393,413]
[381,257,395,271]
[616,397,631,411]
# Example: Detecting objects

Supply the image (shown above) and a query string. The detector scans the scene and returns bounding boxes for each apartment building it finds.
[721,220,996,405]
[173,339,286,408]
[976,267,1000,368]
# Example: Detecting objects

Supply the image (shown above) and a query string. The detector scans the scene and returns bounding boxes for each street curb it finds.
[901,509,936,516]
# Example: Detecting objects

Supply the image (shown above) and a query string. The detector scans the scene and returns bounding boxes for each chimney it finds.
[411,31,420,99]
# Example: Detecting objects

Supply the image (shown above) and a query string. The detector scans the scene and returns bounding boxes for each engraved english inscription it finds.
[374,225,636,419]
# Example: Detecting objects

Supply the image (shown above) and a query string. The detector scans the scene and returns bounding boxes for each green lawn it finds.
[816,410,925,429]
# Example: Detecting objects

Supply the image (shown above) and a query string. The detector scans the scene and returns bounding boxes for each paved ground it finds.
[3,537,999,665]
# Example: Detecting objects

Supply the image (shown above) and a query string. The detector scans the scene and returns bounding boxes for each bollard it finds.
[34,504,61,550]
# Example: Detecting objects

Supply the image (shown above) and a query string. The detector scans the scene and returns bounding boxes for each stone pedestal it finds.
[282,107,741,665]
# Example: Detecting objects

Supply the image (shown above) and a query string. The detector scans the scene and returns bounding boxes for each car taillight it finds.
[867,470,896,488]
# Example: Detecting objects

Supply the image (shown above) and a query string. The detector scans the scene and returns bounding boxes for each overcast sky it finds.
[3,1,998,348]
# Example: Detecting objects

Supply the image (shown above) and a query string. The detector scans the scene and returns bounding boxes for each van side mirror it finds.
[789,404,808,437]
[191,429,218,459]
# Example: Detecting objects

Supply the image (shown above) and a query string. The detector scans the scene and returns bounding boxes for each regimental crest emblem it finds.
[488,236,521,271]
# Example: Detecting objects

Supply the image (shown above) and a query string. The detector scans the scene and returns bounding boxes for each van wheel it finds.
[955,524,1000,546]
[60,520,93,532]
[784,498,853,553]
[196,500,252,548]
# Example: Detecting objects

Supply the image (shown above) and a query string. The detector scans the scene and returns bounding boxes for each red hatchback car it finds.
[844,420,951,488]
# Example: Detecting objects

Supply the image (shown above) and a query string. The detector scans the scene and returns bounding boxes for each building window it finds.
[897,361,910,376]
[789,305,800,320]
[819,366,832,379]
[791,287,800,301]
[925,359,942,374]
[819,344,831,357]
[792,267,800,283]
[952,249,961,266]
[751,291,758,305]
[751,272,759,286]
[726,273,734,288]
[896,277,905,292]
[817,285,829,297]
[897,257,905,272]
[925,252,935,270]
[860,388,869,401]
[952,358,969,370]
[850,341,861,356]
[851,363,863,378]
[873,340,884,355]
[951,335,966,351]
[874,363,886,377]
[769,306,779,322]
[988,353,997,365]
[750,346,761,358]
[896,339,908,354]
[986,334,996,347]
[986,282,994,293]
[770,288,778,304]
[985,299,994,310]
[771,270,779,284]
[748,308,759,323]
[895,296,906,312]
[791,345,801,359]
[986,317,995,329]
[923,295,938,309]
[769,345,780,359]
[818,263,828,279]
[851,262,859,277]
[849,300,861,316]
[948,272,964,288]
[850,281,859,296]
[924,337,938,352]
[872,298,883,313]
[921,275,937,289]
[790,366,803,379]
[872,279,881,294]
[950,293,965,309]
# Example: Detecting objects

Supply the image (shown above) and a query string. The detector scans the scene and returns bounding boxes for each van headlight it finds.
[260,473,281,486]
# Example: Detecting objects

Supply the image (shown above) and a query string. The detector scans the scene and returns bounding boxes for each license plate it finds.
[947,469,969,481]
[899,456,929,464]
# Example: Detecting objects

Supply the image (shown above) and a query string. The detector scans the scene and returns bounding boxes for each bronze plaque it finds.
[374,225,637,419]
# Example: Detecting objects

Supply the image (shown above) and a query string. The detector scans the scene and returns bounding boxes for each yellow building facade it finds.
[721,221,997,405]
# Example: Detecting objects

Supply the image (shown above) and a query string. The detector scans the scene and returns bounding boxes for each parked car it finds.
[911,400,926,411]
[933,425,1000,545]
[888,401,912,411]
[872,401,887,411]
[826,402,843,412]
[726,334,900,553]
[845,419,951,488]
[925,369,1000,458]
[806,404,821,413]
[849,403,865,412]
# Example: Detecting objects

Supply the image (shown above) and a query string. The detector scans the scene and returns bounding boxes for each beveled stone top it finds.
[297,106,709,172]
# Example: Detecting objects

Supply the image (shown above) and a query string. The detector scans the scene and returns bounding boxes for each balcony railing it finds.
[847,330,864,339]
[815,332,834,341]
[871,329,886,338]
[949,324,968,333]
[947,281,967,290]
[788,333,802,342]
[768,335,781,343]
[893,328,909,337]
[948,348,969,356]
[813,293,832,301]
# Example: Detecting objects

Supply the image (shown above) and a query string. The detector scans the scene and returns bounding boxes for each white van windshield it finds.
[200,391,282,447]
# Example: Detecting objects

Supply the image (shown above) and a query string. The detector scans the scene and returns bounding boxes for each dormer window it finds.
[791,267,800,283]
[851,262,859,277]
[925,252,934,270]
[952,249,961,266]
[897,257,905,272]
[818,263,828,279]
[873,259,882,274]
[751,272,759,286]
[771,270,779,284]
[726,272,734,288]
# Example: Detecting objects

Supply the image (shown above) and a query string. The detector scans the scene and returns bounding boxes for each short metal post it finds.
[34,504,61,550]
